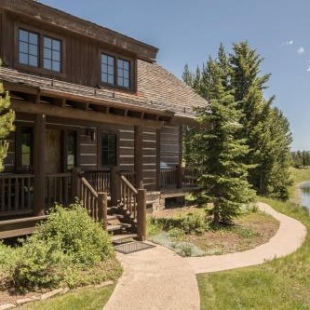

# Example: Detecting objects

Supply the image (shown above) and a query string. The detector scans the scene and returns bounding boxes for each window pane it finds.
[44,37,51,48]
[117,59,130,88]
[19,29,28,42]
[19,53,28,65]
[29,55,38,67]
[19,42,28,53]
[52,61,60,72]
[108,75,114,84]
[29,33,38,45]
[52,50,60,61]
[67,132,76,170]
[44,59,52,70]
[21,128,33,168]
[101,134,116,166]
[29,44,38,56]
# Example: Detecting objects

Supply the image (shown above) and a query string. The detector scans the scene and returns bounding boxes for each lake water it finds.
[299,181,310,209]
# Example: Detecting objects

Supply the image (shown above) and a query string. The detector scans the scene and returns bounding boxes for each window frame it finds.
[15,23,65,77]
[100,51,135,91]
[15,125,34,173]
[98,130,119,168]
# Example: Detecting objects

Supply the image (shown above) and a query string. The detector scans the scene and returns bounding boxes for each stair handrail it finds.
[119,173,146,241]
[78,176,108,228]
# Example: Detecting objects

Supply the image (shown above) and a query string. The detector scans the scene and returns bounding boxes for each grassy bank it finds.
[198,168,310,309]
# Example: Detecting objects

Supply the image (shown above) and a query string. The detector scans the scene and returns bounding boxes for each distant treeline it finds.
[291,151,310,168]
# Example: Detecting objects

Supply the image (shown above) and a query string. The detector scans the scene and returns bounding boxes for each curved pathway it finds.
[186,202,307,273]
[104,202,307,309]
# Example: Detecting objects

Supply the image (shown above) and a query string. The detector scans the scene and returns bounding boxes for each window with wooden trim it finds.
[66,131,77,171]
[16,126,33,172]
[18,28,62,73]
[101,133,117,167]
[43,36,62,72]
[18,29,39,67]
[101,53,131,88]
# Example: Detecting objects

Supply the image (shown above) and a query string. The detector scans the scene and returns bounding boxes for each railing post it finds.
[176,165,182,189]
[98,192,108,229]
[137,189,147,241]
[110,167,120,206]
[71,167,81,202]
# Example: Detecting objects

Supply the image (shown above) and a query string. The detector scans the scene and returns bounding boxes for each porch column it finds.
[134,125,143,189]
[34,114,46,215]
[155,129,161,191]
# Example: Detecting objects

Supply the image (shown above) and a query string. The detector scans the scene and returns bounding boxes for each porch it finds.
[0,166,199,239]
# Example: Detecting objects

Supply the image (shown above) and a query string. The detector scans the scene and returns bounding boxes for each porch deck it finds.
[0,167,199,239]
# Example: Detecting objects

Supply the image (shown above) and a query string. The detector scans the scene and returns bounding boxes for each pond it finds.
[299,181,310,209]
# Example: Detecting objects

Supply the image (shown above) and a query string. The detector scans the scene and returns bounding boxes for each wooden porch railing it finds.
[82,170,111,194]
[0,174,34,216]
[119,174,146,240]
[79,176,108,228]
[45,173,73,207]
[160,165,200,189]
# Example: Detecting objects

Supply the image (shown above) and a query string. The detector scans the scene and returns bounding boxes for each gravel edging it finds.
[0,280,114,309]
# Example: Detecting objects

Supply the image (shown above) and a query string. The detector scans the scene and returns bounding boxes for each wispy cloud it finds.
[307,67,310,72]
[297,47,305,55]
[282,40,294,46]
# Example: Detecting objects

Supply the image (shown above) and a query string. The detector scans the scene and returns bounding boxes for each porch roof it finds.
[1,63,207,120]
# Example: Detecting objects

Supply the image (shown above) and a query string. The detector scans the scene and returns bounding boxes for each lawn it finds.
[18,285,115,310]
[198,168,310,309]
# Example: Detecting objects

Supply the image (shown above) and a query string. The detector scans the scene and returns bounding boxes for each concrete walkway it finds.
[104,202,307,310]
[104,243,200,310]
[186,202,307,273]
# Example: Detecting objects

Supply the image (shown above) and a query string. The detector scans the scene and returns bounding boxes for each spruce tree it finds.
[192,57,255,224]
[0,61,15,172]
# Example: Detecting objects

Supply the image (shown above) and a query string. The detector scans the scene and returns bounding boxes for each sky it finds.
[41,0,310,151]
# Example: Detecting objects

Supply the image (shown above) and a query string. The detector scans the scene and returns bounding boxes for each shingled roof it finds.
[137,60,207,117]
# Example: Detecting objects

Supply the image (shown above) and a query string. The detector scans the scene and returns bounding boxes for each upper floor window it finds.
[101,53,131,89]
[19,29,39,67]
[18,28,62,73]
[43,37,62,72]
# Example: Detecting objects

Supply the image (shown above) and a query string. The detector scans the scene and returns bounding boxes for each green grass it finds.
[198,168,310,309]
[19,285,115,310]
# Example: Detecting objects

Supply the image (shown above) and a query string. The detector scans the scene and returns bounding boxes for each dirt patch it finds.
[150,206,280,255]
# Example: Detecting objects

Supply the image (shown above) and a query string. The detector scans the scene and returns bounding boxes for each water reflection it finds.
[300,182,310,209]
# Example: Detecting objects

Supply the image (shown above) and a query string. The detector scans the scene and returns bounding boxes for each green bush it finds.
[149,212,206,235]
[11,202,116,291]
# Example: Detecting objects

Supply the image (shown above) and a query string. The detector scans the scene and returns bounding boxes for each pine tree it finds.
[0,61,15,172]
[191,57,255,224]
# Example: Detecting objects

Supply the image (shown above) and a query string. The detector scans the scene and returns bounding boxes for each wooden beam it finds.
[134,126,143,189]
[34,114,46,215]
[11,99,164,129]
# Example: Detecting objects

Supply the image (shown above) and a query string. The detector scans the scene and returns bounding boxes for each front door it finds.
[45,129,61,174]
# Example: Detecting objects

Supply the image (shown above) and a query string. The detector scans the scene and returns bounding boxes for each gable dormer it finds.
[0,0,158,93]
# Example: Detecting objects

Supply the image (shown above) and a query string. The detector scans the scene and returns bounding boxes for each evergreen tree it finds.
[0,61,15,172]
[191,57,255,224]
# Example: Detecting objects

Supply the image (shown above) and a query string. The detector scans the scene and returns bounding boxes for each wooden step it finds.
[111,233,138,244]
[107,223,132,232]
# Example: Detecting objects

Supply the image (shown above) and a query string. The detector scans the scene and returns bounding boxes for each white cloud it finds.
[282,40,294,46]
[307,66,310,72]
[297,47,305,55]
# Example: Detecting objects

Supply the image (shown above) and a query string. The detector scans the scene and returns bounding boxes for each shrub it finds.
[11,202,116,291]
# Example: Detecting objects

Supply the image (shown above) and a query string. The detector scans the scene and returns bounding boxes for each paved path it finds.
[104,243,200,310]
[104,202,307,309]
[186,202,307,273]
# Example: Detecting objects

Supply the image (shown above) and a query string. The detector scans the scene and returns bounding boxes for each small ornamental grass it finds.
[0,202,121,293]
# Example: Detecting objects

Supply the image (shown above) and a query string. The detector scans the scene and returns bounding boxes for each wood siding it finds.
[1,12,136,90]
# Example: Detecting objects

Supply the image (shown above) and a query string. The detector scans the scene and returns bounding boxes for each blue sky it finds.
[42,0,310,150]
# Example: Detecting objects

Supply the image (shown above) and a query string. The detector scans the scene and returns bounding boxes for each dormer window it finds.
[101,53,131,89]
[18,28,63,73]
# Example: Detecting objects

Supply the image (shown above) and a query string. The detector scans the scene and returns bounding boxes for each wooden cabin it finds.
[0,0,207,240]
